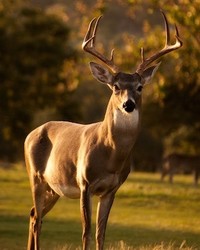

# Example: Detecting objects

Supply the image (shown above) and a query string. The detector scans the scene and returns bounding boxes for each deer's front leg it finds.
[96,193,115,250]
[80,183,92,250]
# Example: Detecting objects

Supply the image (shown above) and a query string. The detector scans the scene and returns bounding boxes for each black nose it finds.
[123,100,135,113]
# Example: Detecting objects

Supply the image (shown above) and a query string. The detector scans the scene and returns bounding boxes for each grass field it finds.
[0,164,200,250]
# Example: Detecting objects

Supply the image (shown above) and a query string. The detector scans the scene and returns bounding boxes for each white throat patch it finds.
[113,109,139,130]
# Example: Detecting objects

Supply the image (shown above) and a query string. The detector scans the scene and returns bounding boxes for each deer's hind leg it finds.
[27,173,59,250]
[27,173,46,250]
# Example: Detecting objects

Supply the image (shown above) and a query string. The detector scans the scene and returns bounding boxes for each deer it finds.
[161,153,200,185]
[25,11,182,250]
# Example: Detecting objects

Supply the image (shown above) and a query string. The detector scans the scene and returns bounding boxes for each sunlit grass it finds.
[54,240,197,250]
[0,164,200,249]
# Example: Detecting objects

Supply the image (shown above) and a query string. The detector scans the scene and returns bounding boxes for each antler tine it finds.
[82,16,119,73]
[161,10,170,46]
[136,10,183,75]
[91,16,102,47]
[140,47,144,63]
[82,17,98,50]
[162,10,182,49]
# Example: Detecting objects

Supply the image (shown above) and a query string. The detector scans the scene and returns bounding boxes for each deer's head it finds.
[83,11,182,114]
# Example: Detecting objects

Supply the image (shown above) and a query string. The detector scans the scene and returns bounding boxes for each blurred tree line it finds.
[0,0,199,171]
[0,0,80,160]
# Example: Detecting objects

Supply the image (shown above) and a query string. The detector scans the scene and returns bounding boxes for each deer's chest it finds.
[77,143,131,193]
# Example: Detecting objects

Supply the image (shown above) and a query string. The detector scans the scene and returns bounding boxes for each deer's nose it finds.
[123,99,135,113]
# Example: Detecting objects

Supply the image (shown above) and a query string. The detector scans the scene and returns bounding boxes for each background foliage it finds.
[0,0,199,170]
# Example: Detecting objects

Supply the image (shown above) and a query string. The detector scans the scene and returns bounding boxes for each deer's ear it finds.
[141,63,161,85]
[89,62,113,84]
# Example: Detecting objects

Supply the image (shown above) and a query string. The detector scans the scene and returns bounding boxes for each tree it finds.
[0,1,79,160]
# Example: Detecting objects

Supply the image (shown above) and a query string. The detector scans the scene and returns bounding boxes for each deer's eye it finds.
[113,84,120,93]
[136,85,143,93]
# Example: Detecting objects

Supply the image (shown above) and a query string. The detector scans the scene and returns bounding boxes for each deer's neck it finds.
[99,96,141,149]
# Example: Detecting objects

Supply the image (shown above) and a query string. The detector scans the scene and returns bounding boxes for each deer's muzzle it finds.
[123,100,135,113]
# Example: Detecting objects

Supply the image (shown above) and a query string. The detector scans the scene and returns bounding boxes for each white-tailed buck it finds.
[25,11,182,250]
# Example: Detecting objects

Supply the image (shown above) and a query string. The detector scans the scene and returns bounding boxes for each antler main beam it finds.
[82,16,119,73]
[136,10,183,75]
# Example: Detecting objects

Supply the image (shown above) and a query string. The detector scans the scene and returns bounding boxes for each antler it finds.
[82,16,119,73]
[136,10,183,75]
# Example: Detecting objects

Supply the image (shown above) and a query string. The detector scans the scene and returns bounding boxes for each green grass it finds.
[0,164,200,249]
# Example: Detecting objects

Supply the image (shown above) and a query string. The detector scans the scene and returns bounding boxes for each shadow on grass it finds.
[0,214,199,249]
